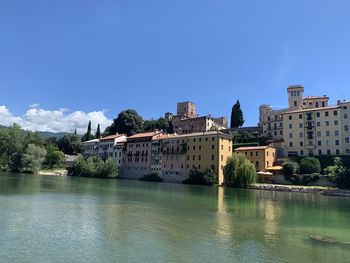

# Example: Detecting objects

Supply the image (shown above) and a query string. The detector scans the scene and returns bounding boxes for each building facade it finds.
[234,146,276,172]
[166,101,228,135]
[121,131,162,179]
[258,85,330,140]
[282,100,350,157]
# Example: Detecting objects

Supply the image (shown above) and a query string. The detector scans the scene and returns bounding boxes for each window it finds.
[221,155,223,161]
[211,145,214,150]
[289,115,292,120]
[335,140,340,146]
[299,132,303,138]
[326,131,330,136]
[299,123,303,128]
[192,155,195,161]
[299,114,302,119]
[318,150,322,155]
[325,111,329,117]
[300,141,303,147]
[221,145,223,150]
[317,122,321,127]
[335,130,339,136]
[211,154,215,161]
[317,131,321,137]
[316,112,320,117]
[199,145,202,150]
[334,120,339,126]
[344,114,348,119]
[334,110,338,116]
[336,149,340,155]
[199,155,201,161]
[346,137,350,144]
[193,146,196,150]
[289,124,293,129]
[256,151,258,157]
[325,121,330,126]
[289,133,293,138]
[289,142,293,147]
[327,150,331,155]
[250,152,253,156]
[255,161,259,166]
[318,141,321,146]
[345,125,349,132]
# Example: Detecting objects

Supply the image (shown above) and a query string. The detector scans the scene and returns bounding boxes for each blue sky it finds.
[0,0,350,133]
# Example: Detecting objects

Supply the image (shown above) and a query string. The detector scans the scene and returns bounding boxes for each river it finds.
[0,172,349,262]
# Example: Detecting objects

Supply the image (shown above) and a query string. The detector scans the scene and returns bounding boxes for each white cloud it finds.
[0,105,112,134]
[29,103,40,108]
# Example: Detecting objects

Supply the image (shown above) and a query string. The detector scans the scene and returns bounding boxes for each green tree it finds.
[183,169,217,185]
[95,124,101,138]
[324,157,350,188]
[74,128,77,135]
[21,144,47,173]
[300,157,321,174]
[70,157,117,178]
[57,134,82,155]
[104,109,144,136]
[224,154,257,188]
[283,162,300,181]
[144,118,170,132]
[44,146,65,169]
[230,100,245,128]
[82,120,95,142]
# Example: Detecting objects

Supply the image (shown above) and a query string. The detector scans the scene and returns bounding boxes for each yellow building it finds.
[183,131,233,185]
[282,100,350,157]
[234,146,277,172]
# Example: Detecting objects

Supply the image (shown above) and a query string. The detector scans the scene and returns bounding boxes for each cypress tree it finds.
[74,128,77,135]
[95,124,101,138]
[82,120,94,142]
[230,100,245,128]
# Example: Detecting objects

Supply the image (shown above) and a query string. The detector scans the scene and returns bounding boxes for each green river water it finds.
[0,172,349,262]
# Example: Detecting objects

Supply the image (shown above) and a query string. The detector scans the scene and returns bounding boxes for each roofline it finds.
[281,105,341,115]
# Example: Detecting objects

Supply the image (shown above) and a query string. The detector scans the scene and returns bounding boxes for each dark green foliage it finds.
[81,120,95,142]
[291,155,350,171]
[44,146,65,169]
[104,109,144,136]
[57,134,82,155]
[283,162,299,181]
[69,157,117,178]
[224,154,257,188]
[139,173,163,182]
[95,124,101,139]
[0,124,45,172]
[300,157,321,174]
[183,169,217,185]
[324,157,350,189]
[21,144,47,173]
[143,118,169,132]
[230,100,245,128]
[74,128,77,135]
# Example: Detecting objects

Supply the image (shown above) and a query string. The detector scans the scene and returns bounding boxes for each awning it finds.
[266,166,283,171]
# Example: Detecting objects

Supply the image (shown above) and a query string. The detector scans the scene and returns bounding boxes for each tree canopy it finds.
[224,154,257,187]
[230,100,244,128]
[104,109,144,136]
[57,134,82,155]
[81,120,95,142]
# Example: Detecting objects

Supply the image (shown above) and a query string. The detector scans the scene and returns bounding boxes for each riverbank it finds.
[38,169,67,176]
[249,183,336,195]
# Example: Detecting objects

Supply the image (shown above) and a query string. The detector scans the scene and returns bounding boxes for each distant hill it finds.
[38,131,72,139]
[0,125,75,139]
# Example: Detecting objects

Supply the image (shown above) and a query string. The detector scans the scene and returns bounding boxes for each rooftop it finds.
[234,146,271,151]
[281,105,341,115]
[100,134,126,141]
[128,131,162,139]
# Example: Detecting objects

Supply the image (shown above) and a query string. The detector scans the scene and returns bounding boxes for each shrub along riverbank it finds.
[283,156,350,189]
[69,157,117,178]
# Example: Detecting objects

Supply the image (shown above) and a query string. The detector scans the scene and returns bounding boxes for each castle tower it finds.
[287,85,304,109]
